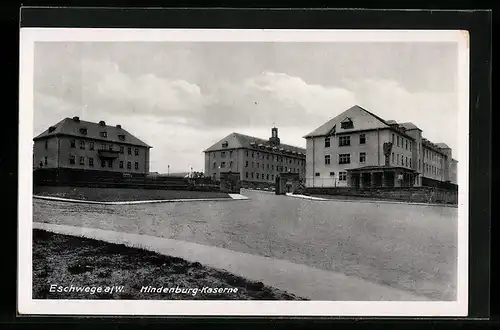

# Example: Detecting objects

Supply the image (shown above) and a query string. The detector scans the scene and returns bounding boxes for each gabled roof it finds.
[399,122,421,131]
[436,142,451,149]
[203,132,306,155]
[303,105,390,138]
[33,117,151,148]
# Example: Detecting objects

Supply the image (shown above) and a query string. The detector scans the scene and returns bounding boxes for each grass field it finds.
[33,186,231,202]
[33,229,305,300]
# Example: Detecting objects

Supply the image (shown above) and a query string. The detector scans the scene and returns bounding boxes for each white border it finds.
[18,28,469,317]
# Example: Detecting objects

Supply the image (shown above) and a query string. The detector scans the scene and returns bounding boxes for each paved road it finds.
[33,189,457,300]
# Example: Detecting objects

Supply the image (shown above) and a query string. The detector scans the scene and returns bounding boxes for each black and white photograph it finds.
[18,28,469,316]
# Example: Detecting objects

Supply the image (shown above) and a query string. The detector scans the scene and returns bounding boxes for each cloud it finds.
[34,59,459,172]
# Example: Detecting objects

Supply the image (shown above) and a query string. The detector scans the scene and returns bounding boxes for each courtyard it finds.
[33,189,458,301]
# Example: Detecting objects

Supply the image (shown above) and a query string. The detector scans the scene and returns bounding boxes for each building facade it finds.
[33,116,151,175]
[303,105,458,188]
[204,127,306,188]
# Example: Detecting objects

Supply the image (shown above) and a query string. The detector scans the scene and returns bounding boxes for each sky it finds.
[33,41,459,173]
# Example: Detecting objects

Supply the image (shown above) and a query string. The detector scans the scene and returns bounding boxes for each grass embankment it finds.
[33,229,305,300]
[33,186,231,202]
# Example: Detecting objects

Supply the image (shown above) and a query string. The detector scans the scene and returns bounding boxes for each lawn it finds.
[33,186,231,202]
[33,229,305,300]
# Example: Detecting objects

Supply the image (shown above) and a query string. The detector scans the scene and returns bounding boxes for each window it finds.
[222,141,228,148]
[271,174,274,181]
[285,166,287,172]
[392,134,395,143]
[213,162,216,169]
[272,165,274,171]
[101,159,106,167]
[339,136,350,146]
[109,144,113,151]
[397,136,400,147]
[325,155,331,165]
[245,172,248,178]
[44,156,48,166]
[267,154,269,160]
[329,172,335,176]
[135,148,139,156]
[245,161,248,167]
[257,162,259,168]
[267,174,269,180]
[410,142,412,151]
[392,152,395,163]
[339,153,350,164]
[100,144,106,150]
[252,152,254,158]
[80,128,87,135]
[70,140,76,148]
[118,134,125,141]
[89,157,94,167]
[221,162,226,168]
[221,151,226,158]
[359,134,366,144]
[405,140,408,150]
[341,118,354,129]
[325,137,331,148]
[128,147,132,155]
[245,151,249,157]
[315,172,320,177]
[360,152,366,163]
[120,146,124,154]
[230,161,233,168]
[108,160,113,168]
[119,161,123,169]
[135,162,139,170]
[90,142,94,150]
[409,158,412,168]
[267,164,269,169]
[100,132,107,138]
[127,161,131,170]
[256,173,259,179]
[405,157,408,167]
[45,140,48,150]
[251,172,254,178]
[79,156,85,165]
[339,172,347,181]
[69,155,75,164]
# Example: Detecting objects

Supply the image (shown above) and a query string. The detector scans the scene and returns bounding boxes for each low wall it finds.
[240,181,275,190]
[304,186,458,205]
[33,169,221,192]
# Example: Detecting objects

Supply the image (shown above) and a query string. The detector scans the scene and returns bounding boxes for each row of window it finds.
[324,134,366,148]
[216,150,305,166]
[391,133,413,151]
[214,161,302,173]
[69,155,140,170]
[245,172,275,181]
[390,152,413,168]
[424,163,443,177]
[424,148,443,163]
[314,171,348,181]
[64,139,140,156]
[324,153,365,165]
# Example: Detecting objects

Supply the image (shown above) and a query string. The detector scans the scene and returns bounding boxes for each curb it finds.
[285,193,458,208]
[33,194,249,205]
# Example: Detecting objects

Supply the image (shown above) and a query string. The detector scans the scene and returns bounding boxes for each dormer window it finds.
[48,126,56,133]
[222,141,228,148]
[118,134,125,141]
[79,128,87,135]
[341,118,354,129]
[100,132,107,138]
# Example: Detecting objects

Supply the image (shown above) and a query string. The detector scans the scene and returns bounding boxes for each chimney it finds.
[99,120,106,126]
[116,124,121,129]
[73,116,80,122]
